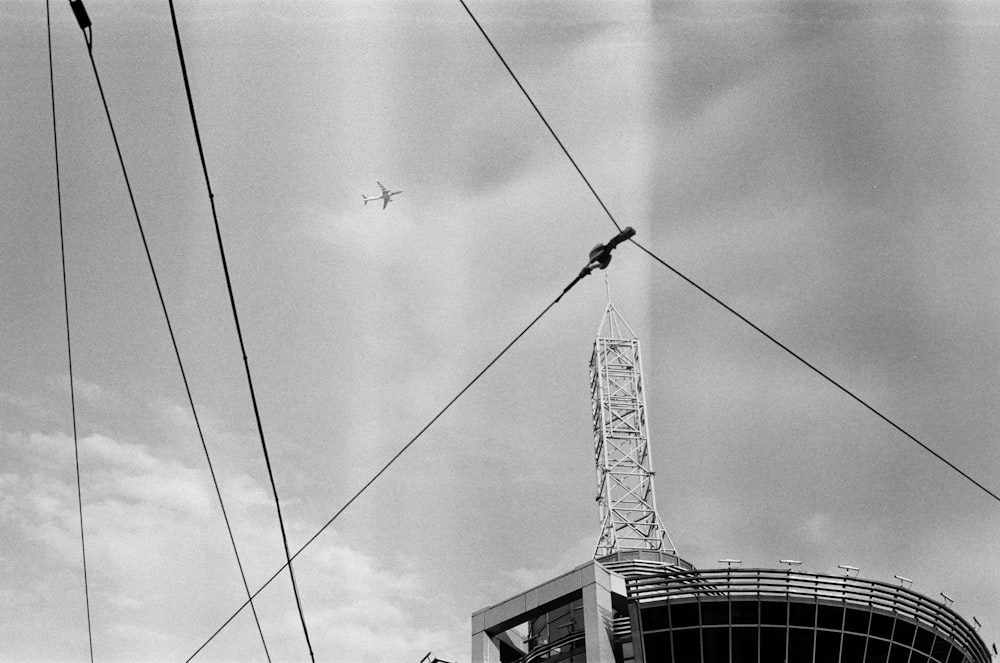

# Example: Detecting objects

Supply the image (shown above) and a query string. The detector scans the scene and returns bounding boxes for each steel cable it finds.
[456,0,1000,506]
[48,1,94,659]
[183,260,604,660]
[165,1,314,659]
[69,5,274,658]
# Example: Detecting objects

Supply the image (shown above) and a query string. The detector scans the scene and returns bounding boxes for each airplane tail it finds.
[362,194,369,205]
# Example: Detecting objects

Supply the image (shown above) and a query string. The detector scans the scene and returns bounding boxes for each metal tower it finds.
[590,301,676,558]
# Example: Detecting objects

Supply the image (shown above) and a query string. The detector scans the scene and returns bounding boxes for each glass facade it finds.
[627,569,990,663]
[524,598,586,663]
[638,598,977,663]
[473,563,989,663]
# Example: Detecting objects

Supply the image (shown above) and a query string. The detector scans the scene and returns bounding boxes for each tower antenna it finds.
[590,301,676,557]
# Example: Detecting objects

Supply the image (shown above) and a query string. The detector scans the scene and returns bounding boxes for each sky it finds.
[2,0,1000,661]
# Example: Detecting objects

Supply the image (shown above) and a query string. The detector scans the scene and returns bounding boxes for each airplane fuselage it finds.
[363,182,403,209]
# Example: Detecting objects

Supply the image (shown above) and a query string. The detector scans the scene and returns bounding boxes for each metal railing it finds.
[613,616,632,641]
[519,631,585,663]
[626,568,990,663]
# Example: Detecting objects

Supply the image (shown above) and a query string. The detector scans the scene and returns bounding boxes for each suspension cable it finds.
[165,1,314,659]
[456,0,1000,506]
[67,3,275,658]
[183,242,621,660]
[630,239,1000,504]
[457,0,622,234]
[49,2,94,660]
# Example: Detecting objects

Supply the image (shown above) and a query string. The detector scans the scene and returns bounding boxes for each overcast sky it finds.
[3,1,1000,661]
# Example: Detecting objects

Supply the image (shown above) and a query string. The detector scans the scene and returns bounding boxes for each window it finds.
[760,627,786,662]
[789,602,816,627]
[702,627,730,663]
[642,631,672,662]
[817,605,844,630]
[866,638,890,663]
[528,598,583,651]
[889,644,911,663]
[842,633,866,662]
[913,628,935,655]
[641,605,669,632]
[761,601,788,626]
[673,629,701,661]
[732,601,759,625]
[731,627,758,663]
[702,601,729,626]
[670,603,699,628]
[893,620,916,647]
[930,638,952,663]
[844,608,871,635]
[815,630,841,663]
[870,614,895,640]
[788,628,815,661]
[946,646,967,663]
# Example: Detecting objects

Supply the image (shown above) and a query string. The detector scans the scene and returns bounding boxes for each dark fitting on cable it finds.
[587,226,636,272]
[69,0,91,30]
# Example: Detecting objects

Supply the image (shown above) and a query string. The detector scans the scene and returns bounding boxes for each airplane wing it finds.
[376,181,389,194]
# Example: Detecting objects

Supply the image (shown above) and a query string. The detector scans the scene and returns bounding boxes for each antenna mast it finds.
[590,300,676,558]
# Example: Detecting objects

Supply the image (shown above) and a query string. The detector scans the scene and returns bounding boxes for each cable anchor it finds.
[585,226,636,274]
[69,0,93,47]
[558,227,636,301]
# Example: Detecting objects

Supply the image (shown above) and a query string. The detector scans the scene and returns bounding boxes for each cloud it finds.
[7,1,998,658]
[49,373,119,411]
[0,378,121,434]
[501,534,595,593]
[0,415,470,662]
[289,539,469,662]
[0,391,47,420]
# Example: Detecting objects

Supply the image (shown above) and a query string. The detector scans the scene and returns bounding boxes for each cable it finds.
[456,0,1000,506]
[48,2,94,660]
[184,256,608,661]
[457,0,621,234]
[631,239,1000,504]
[164,2,315,660]
[68,4,275,658]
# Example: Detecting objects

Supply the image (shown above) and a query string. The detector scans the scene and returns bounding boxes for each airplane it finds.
[362,181,403,209]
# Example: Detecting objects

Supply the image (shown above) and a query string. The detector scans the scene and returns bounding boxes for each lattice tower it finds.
[591,302,676,558]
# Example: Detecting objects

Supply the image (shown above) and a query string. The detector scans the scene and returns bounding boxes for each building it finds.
[471,303,990,663]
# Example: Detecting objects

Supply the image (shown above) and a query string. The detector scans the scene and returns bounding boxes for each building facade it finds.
[471,554,990,663]
[628,565,990,663]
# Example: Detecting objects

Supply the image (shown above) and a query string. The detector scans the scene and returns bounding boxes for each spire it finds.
[590,300,676,558]
[594,297,637,340]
